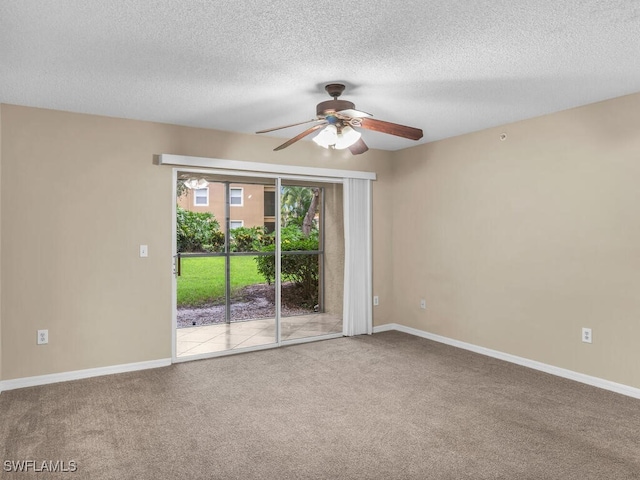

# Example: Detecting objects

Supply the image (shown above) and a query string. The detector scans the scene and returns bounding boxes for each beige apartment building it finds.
[179,183,277,233]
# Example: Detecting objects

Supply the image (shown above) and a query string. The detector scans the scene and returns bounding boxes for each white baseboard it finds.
[0,358,172,393]
[374,323,640,400]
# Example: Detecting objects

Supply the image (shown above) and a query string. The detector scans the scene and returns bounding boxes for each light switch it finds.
[139,245,148,257]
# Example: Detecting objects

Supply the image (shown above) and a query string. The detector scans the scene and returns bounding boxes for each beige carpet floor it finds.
[1,331,639,479]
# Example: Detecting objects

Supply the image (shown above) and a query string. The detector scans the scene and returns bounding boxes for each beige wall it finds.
[390,92,640,389]
[3,91,639,391]
[0,104,393,381]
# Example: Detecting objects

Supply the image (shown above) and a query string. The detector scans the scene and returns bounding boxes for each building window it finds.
[230,220,244,230]
[264,190,276,217]
[194,188,208,206]
[230,187,243,206]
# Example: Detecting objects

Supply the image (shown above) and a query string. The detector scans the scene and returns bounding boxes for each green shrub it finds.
[229,226,268,252]
[255,226,319,306]
[202,230,225,253]
[177,206,223,252]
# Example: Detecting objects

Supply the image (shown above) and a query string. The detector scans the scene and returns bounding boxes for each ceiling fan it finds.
[256,83,424,155]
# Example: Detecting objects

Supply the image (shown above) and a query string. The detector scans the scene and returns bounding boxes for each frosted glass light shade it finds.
[312,124,338,148]
[334,126,361,150]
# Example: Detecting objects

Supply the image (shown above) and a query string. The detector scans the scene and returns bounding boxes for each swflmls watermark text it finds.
[3,460,77,473]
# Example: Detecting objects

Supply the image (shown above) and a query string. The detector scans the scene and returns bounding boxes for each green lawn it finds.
[177,256,269,307]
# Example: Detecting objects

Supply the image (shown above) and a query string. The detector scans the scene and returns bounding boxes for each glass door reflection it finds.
[279,181,343,342]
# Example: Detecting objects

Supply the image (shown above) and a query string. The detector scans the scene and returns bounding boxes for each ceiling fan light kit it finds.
[312,124,338,148]
[312,124,362,150]
[333,125,362,150]
[256,83,423,156]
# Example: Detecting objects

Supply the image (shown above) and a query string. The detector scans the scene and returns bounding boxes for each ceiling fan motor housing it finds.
[316,99,355,117]
[317,83,354,117]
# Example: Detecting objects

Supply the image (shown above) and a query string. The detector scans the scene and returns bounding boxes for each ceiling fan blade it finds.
[336,108,373,119]
[358,117,423,141]
[256,119,320,134]
[273,123,327,151]
[348,138,369,155]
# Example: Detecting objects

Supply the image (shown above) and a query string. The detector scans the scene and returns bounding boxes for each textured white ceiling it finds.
[2,0,640,151]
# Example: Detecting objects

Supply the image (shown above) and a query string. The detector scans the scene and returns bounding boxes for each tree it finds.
[281,186,313,228]
[281,186,320,236]
[176,179,189,198]
[302,188,320,237]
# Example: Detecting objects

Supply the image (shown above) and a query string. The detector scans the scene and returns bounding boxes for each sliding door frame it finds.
[167,156,375,363]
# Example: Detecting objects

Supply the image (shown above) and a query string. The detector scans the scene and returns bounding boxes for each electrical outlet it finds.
[373,296,379,306]
[37,329,48,345]
[582,327,592,344]
[420,299,426,310]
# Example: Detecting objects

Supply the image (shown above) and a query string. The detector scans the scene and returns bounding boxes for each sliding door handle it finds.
[173,254,182,277]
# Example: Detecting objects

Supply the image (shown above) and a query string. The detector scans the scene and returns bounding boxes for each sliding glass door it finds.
[279,180,343,342]
[174,172,344,359]
[175,175,277,357]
